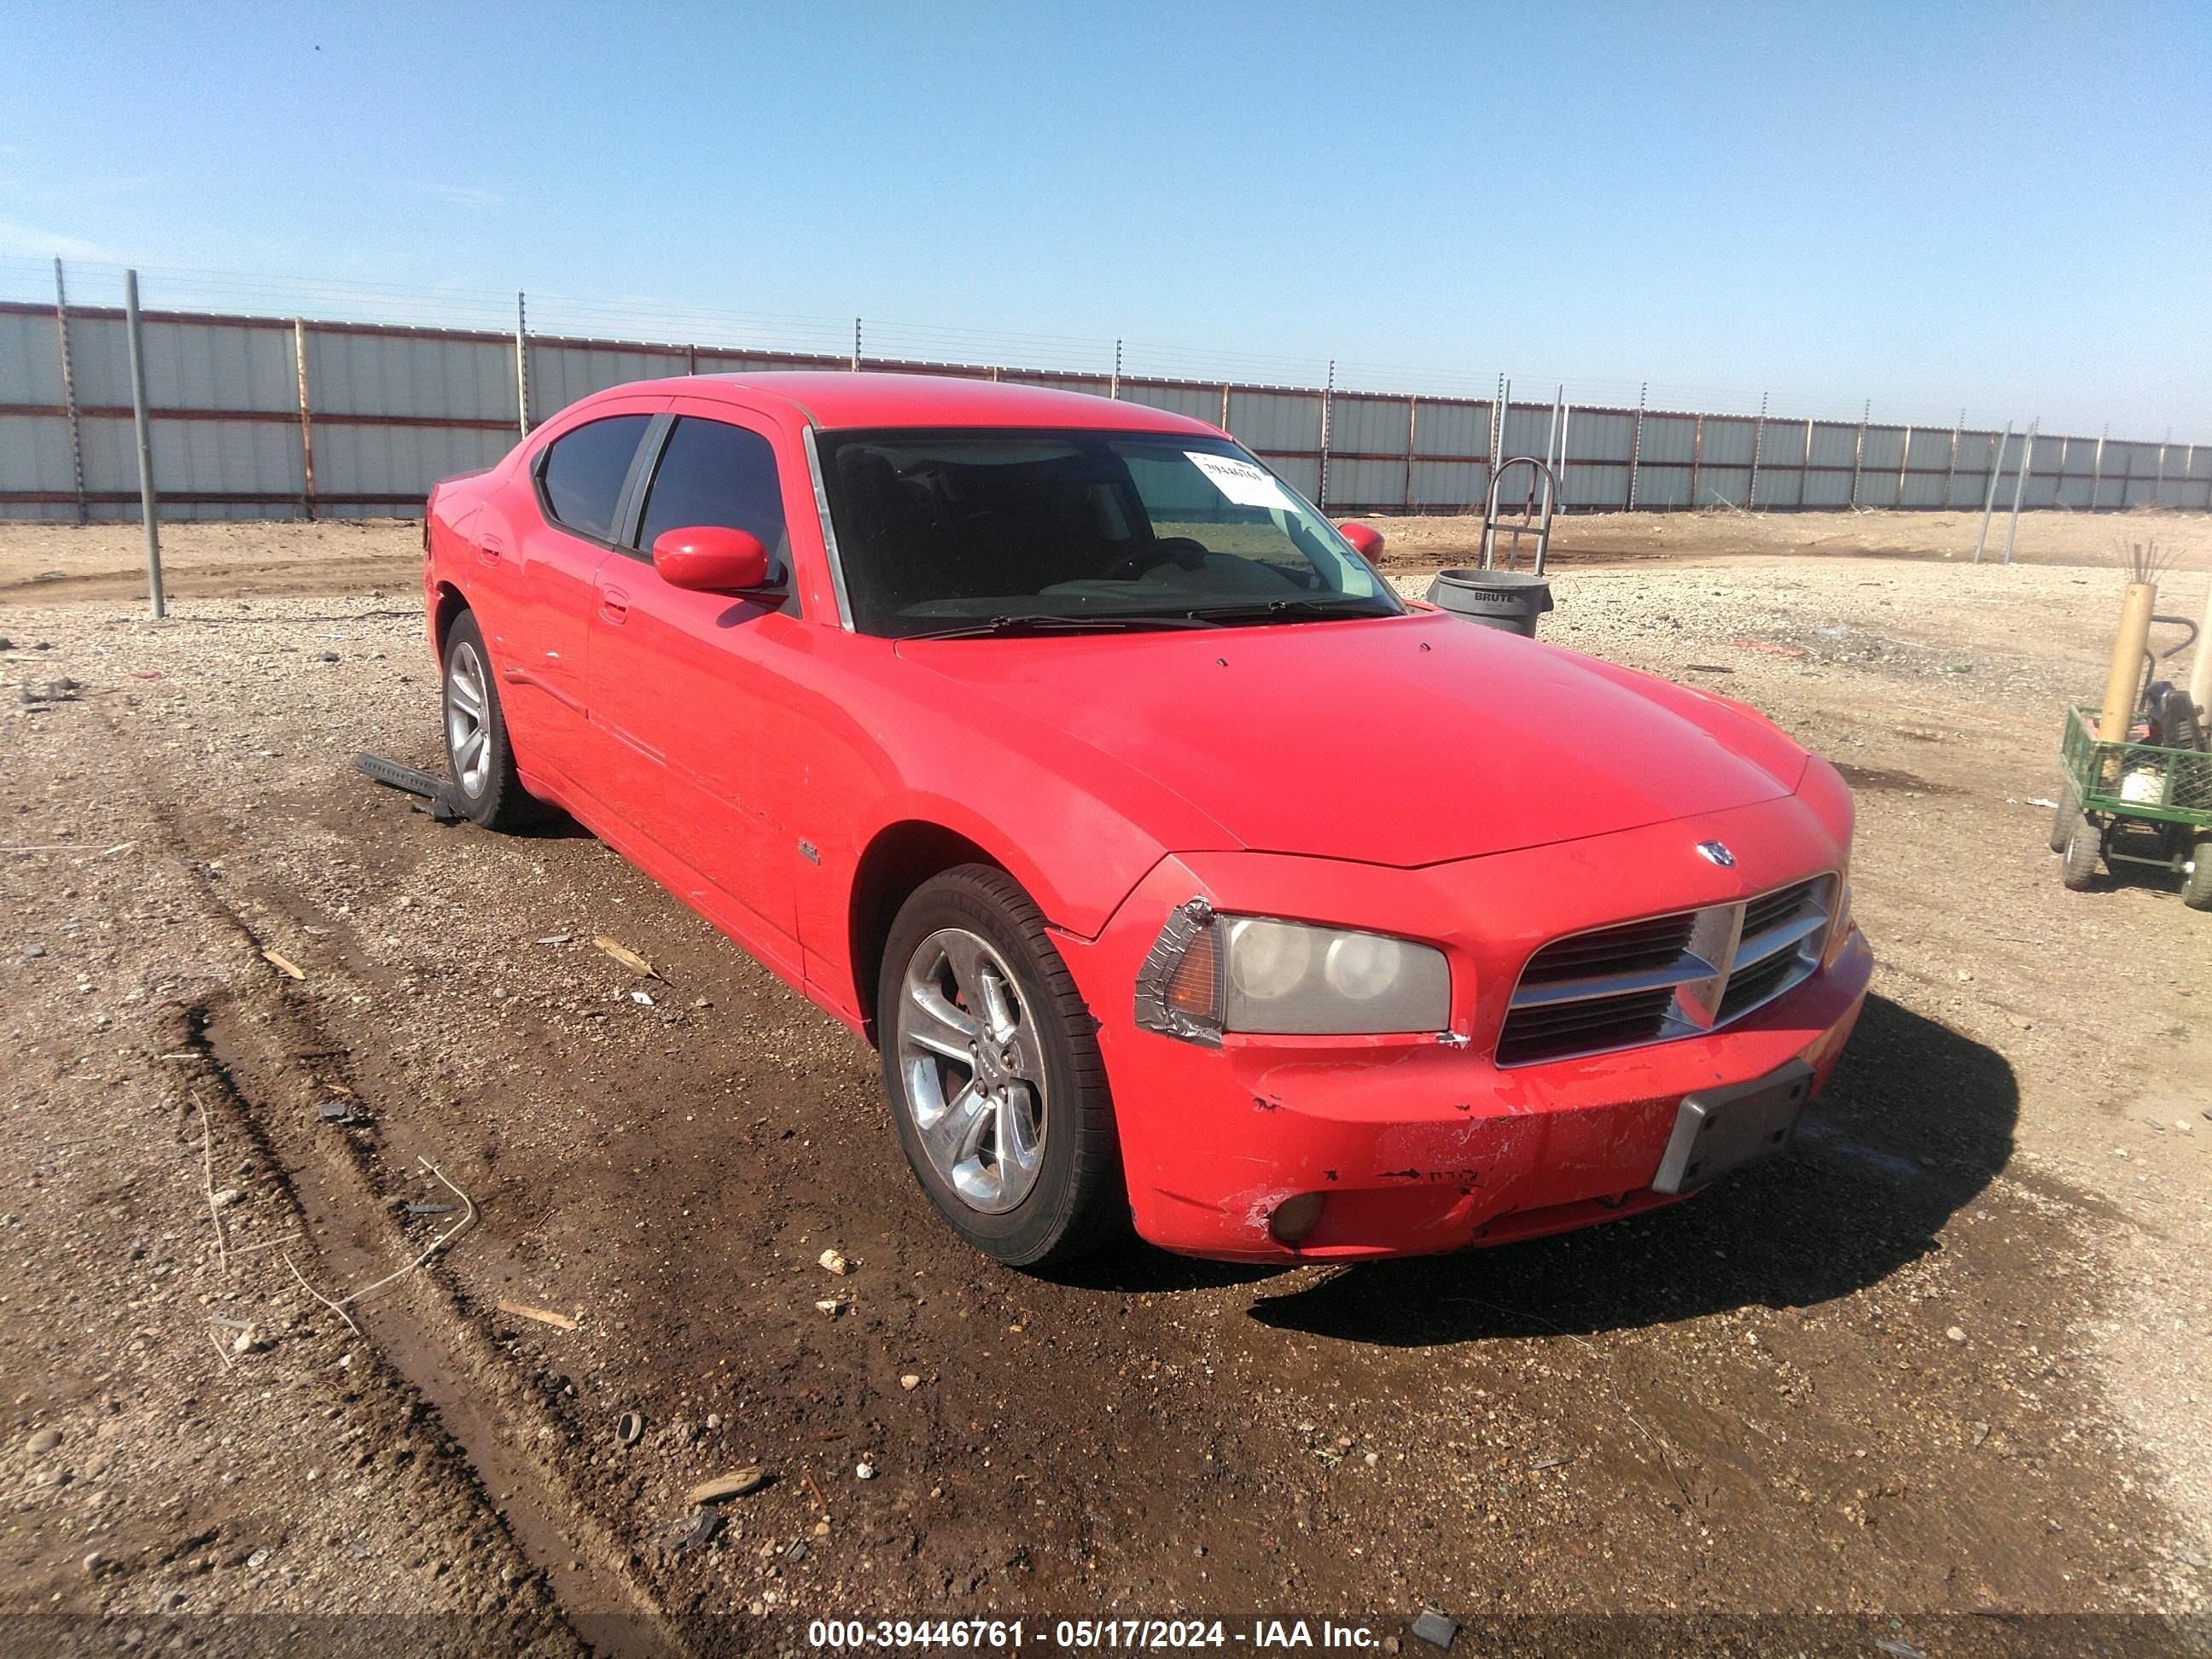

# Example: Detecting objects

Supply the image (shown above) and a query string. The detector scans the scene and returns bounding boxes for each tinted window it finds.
[539,415,650,540]
[820,429,1394,637]
[636,417,789,568]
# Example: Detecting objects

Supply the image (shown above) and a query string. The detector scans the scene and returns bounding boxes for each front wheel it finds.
[2048,782,2083,854]
[2059,817,2104,892]
[877,865,1126,1267]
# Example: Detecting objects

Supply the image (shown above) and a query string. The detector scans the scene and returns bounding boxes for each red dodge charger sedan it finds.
[422,372,1871,1266]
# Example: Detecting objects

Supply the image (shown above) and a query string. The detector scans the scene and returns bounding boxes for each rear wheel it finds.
[2185,834,2212,912]
[2059,816,2104,892]
[440,611,537,831]
[877,864,1125,1267]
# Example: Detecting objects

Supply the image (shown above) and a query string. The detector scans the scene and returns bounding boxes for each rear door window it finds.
[634,416,789,568]
[538,415,651,541]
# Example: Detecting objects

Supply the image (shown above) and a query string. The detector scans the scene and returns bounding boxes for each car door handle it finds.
[599,585,630,624]
[477,534,505,566]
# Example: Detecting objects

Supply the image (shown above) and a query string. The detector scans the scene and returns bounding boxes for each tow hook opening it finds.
[1268,1192,1327,1247]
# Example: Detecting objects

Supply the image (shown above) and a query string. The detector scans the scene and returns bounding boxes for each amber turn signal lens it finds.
[1165,920,1220,1020]
[1268,1192,1326,1247]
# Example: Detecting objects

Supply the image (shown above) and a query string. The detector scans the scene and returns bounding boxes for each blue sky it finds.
[5,1,2209,434]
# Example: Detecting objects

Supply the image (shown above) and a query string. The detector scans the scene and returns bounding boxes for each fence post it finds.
[1219,384,1231,431]
[1895,424,1912,506]
[1403,395,1416,512]
[1557,400,1572,512]
[2157,428,2170,505]
[1487,375,1498,479]
[851,317,861,372]
[1689,414,1705,507]
[2091,424,2106,511]
[1545,384,1563,512]
[1974,422,2011,562]
[123,270,164,619]
[52,258,87,525]
[2003,420,2037,564]
[1798,417,1812,508]
[1316,359,1335,511]
[1748,391,1767,509]
[1489,374,1505,504]
[1848,398,1868,507]
[515,292,531,436]
[1109,340,1121,400]
[1627,382,1646,509]
[294,317,316,520]
[1944,409,1962,506]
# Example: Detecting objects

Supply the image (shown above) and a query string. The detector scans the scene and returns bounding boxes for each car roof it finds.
[602,370,1225,435]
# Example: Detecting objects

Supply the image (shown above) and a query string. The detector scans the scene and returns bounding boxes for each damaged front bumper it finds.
[1051,797,1872,1262]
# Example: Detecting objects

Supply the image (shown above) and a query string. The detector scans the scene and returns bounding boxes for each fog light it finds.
[1268,1192,1326,1247]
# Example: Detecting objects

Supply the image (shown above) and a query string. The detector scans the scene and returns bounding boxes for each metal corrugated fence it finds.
[3,298,2207,521]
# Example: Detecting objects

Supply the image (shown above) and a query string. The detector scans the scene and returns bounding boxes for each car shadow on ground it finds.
[1214,992,2020,1345]
[1048,1250,1284,1295]
[510,806,596,841]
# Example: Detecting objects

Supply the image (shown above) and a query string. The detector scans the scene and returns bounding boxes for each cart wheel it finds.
[2185,834,2212,912]
[2047,782,2083,854]
[2059,818,2104,892]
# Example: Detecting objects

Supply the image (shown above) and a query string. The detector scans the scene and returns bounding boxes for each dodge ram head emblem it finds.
[1696,840,1736,868]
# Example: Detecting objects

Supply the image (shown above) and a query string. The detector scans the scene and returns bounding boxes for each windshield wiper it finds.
[900,613,1221,641]
[1177,598,1400,626]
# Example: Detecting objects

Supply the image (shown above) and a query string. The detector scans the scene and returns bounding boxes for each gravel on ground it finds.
[1,520,2208,1651]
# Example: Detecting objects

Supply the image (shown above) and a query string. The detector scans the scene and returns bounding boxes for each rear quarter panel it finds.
[422,474,492,661]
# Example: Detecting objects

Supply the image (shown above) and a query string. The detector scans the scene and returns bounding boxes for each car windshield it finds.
[816,428,1402,637]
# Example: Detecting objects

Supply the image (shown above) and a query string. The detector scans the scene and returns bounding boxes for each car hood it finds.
[897,610,1807,867]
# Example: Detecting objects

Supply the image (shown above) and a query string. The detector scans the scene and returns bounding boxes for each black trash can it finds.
[1426,568,1554,637]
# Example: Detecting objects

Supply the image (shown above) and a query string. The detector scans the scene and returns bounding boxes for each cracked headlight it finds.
[1134,905,1452,1040]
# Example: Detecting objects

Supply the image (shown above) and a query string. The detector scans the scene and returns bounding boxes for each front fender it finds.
[848,786,1168,945]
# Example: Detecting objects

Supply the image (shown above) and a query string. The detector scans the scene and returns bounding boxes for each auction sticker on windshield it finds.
[1186,451,1294,509]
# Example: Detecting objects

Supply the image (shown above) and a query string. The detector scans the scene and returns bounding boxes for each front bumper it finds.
[1054,796,1871,1262]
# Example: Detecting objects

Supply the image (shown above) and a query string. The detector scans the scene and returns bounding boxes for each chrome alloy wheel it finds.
[895,927,1047,1214]
[444,640,493,798]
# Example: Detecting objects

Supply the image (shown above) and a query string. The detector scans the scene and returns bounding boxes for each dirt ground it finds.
[1369,505,2212,576]
[3,507,2209,609]
[2,515,2209,1655]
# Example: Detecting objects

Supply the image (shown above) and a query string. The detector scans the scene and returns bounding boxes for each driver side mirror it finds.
[652,526,774,592]
[1336,521,1385,560]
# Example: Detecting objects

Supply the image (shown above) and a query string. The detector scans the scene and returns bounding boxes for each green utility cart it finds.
[2051,704,2212,910]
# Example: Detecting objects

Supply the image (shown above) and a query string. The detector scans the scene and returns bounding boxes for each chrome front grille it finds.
[1497,876,1837,1068]
[1516,911,1696,985]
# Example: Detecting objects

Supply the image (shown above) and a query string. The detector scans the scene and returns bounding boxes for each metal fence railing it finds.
[3,259,2207,522]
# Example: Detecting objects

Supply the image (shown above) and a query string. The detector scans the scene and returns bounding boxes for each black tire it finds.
[2059,816,2104,892]
[2185,835,2212,912]
[876,864,1126,1267]
[439,611,537,831]
[2048,781,2083,854]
